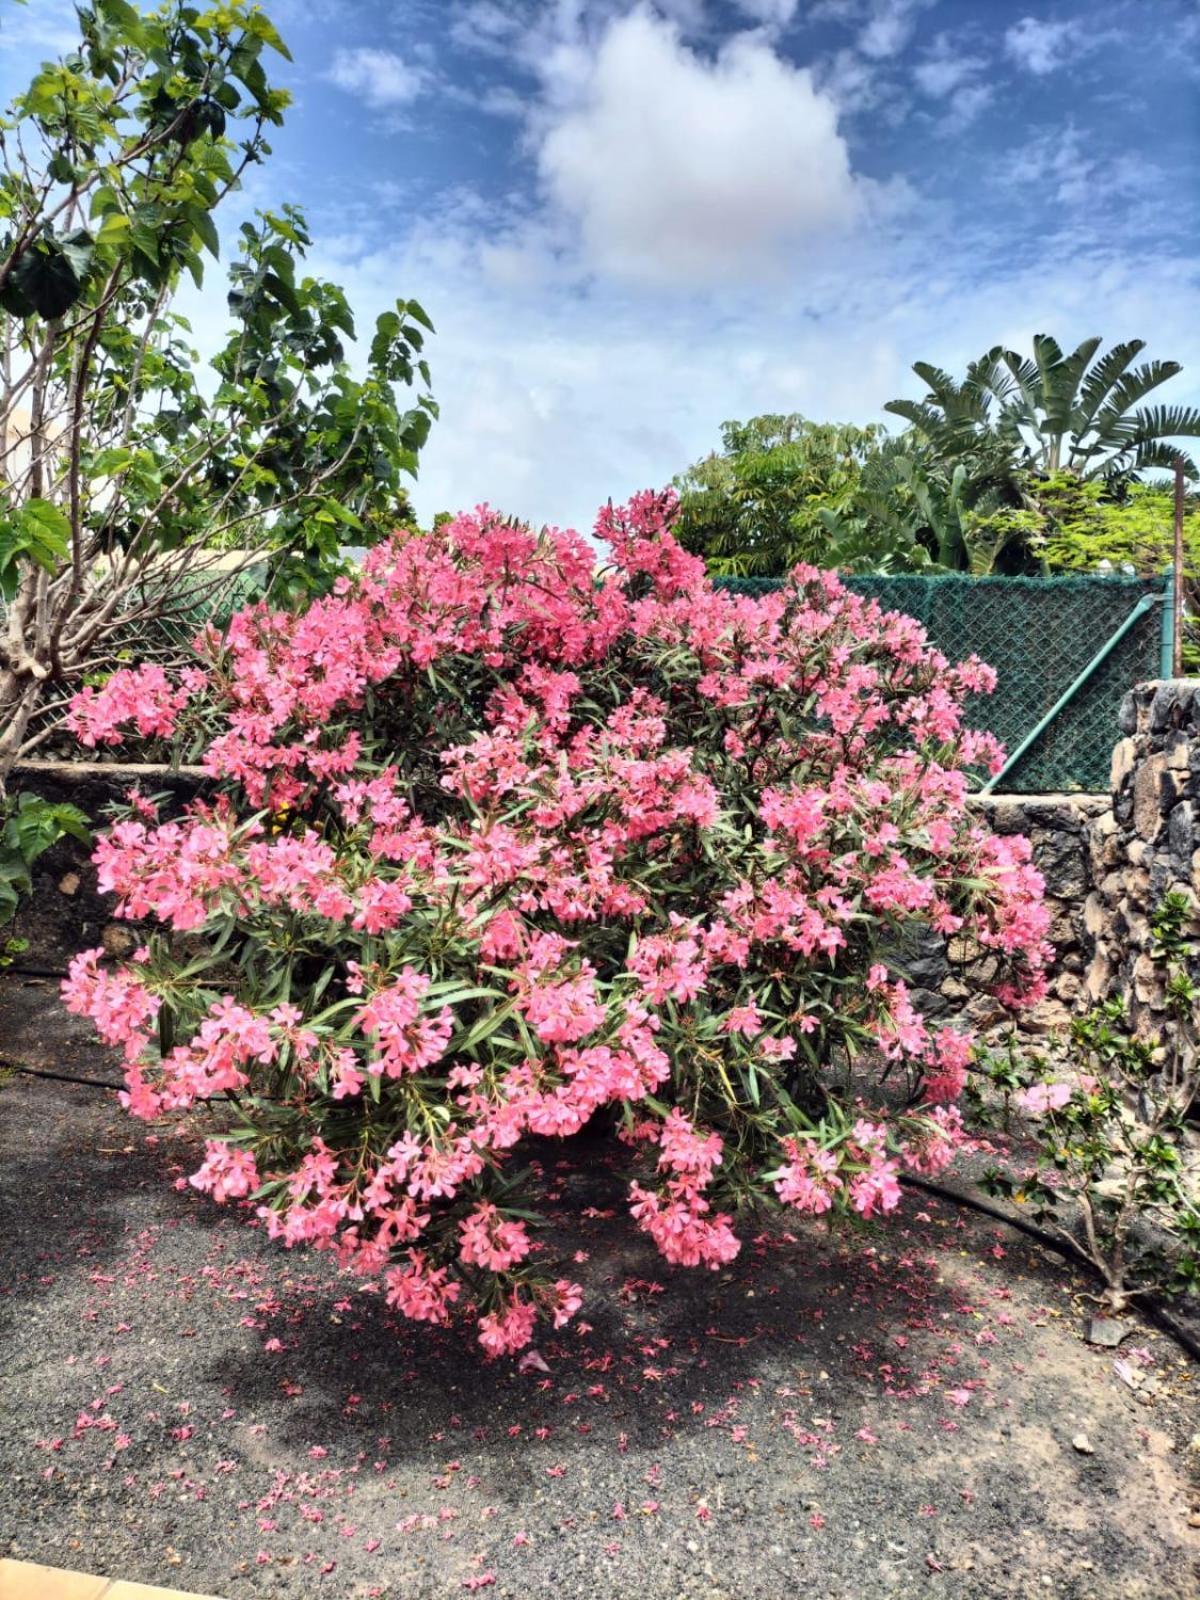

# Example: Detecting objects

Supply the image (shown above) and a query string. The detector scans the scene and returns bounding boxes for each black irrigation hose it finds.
[5,1061,124,1091]
[5,1060,1200,1363]
[3,1060,244,1104]
[903,1173,1200,1365]
[902,1171,1088,1257]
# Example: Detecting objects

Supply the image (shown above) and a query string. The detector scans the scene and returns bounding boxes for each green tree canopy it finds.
[674,414,887,577]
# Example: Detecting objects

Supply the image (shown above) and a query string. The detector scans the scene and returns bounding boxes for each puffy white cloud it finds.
[536,8,861,286]
[327,48,429,109]
[1004,16,1076,75]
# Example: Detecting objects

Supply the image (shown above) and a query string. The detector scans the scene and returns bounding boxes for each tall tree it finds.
[0,0,436,791]
[885,335,1200,486]
[674,414,888,577]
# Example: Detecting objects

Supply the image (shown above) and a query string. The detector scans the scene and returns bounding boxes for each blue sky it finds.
[3,0,1199,531]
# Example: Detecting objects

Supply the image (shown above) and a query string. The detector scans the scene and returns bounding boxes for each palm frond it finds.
[883,399,945,434]
[1000,349,1043,431]
[1074,339,1144,432]
[1127,440,1198,480]
[910,361,962,404]
[1127,403,1200,442]
[1041,336,1102,436]
[967,348,1020,408]
[1092,361,1184,433]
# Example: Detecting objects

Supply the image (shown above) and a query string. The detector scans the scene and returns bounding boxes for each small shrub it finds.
[62,492,1049,1354]
[980,892,1200,1310]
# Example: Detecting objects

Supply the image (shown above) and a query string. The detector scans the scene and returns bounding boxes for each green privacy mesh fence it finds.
[715,572,1170,794]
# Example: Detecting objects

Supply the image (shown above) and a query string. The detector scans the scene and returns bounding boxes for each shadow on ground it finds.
[2,1005,1199,1600]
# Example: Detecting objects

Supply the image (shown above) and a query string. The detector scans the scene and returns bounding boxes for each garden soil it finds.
[2,978,1199,1600]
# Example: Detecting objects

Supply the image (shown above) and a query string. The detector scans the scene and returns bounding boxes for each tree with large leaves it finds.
[885,335,1200,486]
[0,0,437,797]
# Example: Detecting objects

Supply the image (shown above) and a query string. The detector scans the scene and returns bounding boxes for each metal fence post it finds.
[1160,565,1176,680]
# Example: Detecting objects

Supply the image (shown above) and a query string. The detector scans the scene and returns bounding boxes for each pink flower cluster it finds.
[63,488,1051,1353]
[67,663,204,747]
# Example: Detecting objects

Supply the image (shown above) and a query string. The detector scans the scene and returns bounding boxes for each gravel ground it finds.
[2,980,1200,1600]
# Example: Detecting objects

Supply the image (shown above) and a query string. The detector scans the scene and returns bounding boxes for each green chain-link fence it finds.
[715,572,1170,794]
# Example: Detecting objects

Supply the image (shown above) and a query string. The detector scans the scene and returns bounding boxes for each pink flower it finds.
[383,1252,461,1326]
[1016,1082,1073,1115]
[459,1203,531,1272]
[774,1138,842,1216]
[190,1141,260,1203]
[477,1295,538,1357]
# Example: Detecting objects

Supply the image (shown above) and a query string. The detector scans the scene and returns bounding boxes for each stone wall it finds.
[906,682,1200,1037]
[1085,680,1200,1033]
[906,792,1110,1033]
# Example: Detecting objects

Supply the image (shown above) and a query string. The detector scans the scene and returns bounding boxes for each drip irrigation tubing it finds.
[902,1173,1200,1364]
[5,1062,124,1091]
[2,1059,237,1102]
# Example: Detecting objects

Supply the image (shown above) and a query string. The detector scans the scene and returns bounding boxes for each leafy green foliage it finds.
[674,415,891,576]
[823,432,1038,576]
[1022,477,1200,577]
[0,792,90,925]
[0,499,70,598]
[676,337,1198,582]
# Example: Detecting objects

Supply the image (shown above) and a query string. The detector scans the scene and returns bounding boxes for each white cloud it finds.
[536,8,861,286]
[911,31,991,127]
[403,243,1200,537]
[733,0,801,23]
[170,192,1200,540]
[913,33,984,98]
[858,0,932,61]
[0,0,80,55]
[814,45,887,115]
[1004,16,1076,75]
[476,83,528,118]
[449,1,521,54]
[942,82,992,131]
[996,125,1159,211]
[327,47,429,109]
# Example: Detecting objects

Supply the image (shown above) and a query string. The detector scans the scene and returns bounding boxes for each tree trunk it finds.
[0,671,42,797]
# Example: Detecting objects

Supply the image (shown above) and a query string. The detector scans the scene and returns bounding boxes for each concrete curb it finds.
[0,1559,224,1600]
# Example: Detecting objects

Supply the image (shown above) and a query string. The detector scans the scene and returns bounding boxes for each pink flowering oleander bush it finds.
[62,490,1051,1356]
